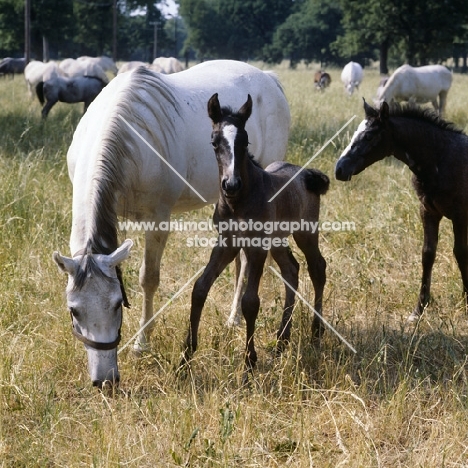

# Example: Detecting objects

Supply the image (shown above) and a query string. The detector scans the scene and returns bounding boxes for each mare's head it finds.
[335,99,391,181]
[53,239,133,389]
[207,93,253,199]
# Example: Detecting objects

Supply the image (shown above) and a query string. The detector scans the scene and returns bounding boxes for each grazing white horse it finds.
[59,58,109,84]
[77,56,118,76]
[341,61,363,96]
[151,56,184,74]
[117,61,148,74]
[24,60,64,98]
[374,64,452,116]
[52,60,291,388]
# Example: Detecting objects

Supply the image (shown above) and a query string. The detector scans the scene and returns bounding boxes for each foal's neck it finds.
[391,117,443,185]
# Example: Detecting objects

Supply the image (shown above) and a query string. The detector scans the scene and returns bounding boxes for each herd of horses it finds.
[1,54,463,388]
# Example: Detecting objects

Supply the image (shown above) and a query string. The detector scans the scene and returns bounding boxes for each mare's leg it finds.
[227,249,247,327]
[408,206,441,322]
[241,248,268,370]
[270,246,299,352]
[182,244,240,364]
[133,229,169,354]
[452,217,468,312]
[293,231,327,342]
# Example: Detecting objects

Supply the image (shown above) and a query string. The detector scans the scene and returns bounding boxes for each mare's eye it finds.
[69,307,79,318]
[364,132,374,141]
[211,140,218,150]
[113,302,122,313]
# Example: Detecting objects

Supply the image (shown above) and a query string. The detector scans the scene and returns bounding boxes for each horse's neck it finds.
[391,118,441,183]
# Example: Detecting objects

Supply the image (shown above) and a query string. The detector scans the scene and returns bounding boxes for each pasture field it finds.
[1,63,468,467]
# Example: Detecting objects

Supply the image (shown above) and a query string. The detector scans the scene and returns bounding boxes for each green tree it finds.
[264,0,343,67]
[336,0,468,74]
[0,0,25,56]
[179,0,293,60]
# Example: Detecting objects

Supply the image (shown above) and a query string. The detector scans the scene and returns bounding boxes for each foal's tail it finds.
[36,81,44,105]
[303,169,330,195]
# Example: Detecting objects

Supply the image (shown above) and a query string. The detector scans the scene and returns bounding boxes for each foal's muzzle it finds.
[221,176,242,196]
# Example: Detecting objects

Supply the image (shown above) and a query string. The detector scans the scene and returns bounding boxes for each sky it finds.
[159,0,179,17]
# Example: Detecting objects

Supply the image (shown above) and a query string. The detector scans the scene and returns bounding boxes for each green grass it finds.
[1,64,468,466]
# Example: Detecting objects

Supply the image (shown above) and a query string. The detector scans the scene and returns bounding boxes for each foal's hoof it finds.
[406,312,421,324]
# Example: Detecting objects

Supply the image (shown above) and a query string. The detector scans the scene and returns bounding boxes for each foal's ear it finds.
[208,93,222,124]
[363,98,378,118]
[238,94,252,125]
[379,101,390,121]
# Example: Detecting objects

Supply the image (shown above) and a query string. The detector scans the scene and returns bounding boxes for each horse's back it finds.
[68,61,290,208]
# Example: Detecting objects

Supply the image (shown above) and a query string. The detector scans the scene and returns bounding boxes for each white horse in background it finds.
[52,60,291,388]
[117,61,148,74]
[59,58,109,84]
[341,61,363,96]
[151,56,184,74]
[77,56,118,76]
[374,64,452,116]
[24,60,64,98]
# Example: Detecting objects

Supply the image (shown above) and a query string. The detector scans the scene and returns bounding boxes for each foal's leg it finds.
[409,206,442,322]
[438,90,449,118]
[293,232,327,342]
[270,246,299,352]
[451,217,468,313]
[227,249,247,327]
[242,248,268,370]
[133,229,169,354]
[182,244,240,365]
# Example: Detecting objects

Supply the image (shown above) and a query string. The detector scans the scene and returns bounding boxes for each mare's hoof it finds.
[226,316,241,328]
[132,341,150,357]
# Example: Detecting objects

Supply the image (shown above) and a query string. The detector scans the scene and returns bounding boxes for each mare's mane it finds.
[74,67,180,292]
[386,102,463,135]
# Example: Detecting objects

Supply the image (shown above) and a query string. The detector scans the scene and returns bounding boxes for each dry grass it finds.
[1,63,468,467]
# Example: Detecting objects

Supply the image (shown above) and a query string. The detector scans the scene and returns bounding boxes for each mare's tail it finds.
[303,169,330,195]
[36,82,44,105]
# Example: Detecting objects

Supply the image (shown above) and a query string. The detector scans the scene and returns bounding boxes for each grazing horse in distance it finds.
[314,71,331,91]
[181,93,329,376]
[335,100,468,322]
[151,56,184,74]
[341,61,363,96]
[52,60,290,388]
[24,60,64,98]
[117,61,148,74]
[77,56,118,76]
[0,57,26,78]
[37,75,107,118]
[59,58,109,84]
[374,64,452,117]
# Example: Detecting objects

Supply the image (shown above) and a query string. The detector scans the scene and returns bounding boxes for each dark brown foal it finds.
[182,93,329,374]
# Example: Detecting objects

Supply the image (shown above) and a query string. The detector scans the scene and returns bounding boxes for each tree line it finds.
[1,0,467,72]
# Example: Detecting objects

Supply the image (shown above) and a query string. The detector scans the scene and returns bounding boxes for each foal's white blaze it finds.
[339,119,368,159]
[222,124,238,175]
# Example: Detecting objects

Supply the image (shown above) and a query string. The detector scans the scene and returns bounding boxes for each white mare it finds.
[374,64,452,116]
[151,56,184,74]
[77,55,118,76]
[52,60,290,387]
